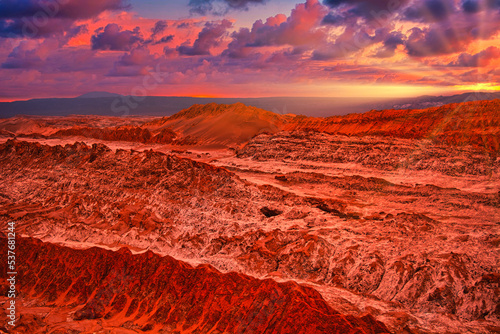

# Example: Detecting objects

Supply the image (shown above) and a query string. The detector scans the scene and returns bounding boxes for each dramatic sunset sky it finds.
[0,0,499,101]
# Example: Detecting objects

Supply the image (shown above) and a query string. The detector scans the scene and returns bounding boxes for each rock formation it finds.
[0,236,390,334]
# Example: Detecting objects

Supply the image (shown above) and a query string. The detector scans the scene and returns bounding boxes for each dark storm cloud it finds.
[91,24,144,51]
[189,0,267,15]
[0,0,128,38]
[178,20,232,56]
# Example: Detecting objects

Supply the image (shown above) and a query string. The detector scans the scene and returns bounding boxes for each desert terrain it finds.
[0,100,499,334]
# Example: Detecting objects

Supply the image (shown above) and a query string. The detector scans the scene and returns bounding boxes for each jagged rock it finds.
[0,236,391,334]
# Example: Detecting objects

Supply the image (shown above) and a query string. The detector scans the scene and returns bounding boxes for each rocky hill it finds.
[141,102,293,147]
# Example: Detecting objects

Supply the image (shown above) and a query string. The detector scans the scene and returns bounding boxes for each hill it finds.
[142,102,294,146]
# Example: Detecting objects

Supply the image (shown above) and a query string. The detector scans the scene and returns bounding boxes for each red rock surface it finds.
[0,236,390,334]
[52,126,177,144]
[0,98,499,333]
[0,139,498,333]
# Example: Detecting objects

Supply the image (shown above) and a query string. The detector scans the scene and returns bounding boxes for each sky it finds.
[0,0,499,101]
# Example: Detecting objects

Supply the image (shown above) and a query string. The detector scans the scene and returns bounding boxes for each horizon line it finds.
[1,90,499,103]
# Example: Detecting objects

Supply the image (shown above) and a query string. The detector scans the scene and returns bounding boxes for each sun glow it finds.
[453,83,500,92]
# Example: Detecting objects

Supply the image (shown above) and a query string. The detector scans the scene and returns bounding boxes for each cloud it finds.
[1,38,58,69]
[0,17,76,38]
[462,0,481,13]
[321,12,345,25]
[144,20,173,45]
[153,35,174,45]
[151,20,168,37]
[0,0,128,39]
[1,42,42,69]
[373,31,405,58]
[223,0,327,58]
[404,8,500,58]
[2,0,500,98]
[177,20,232,56]
[107,47,153,76]
[312,26,390,60]
[189,0,267,15]
[177,22,192,29]
[0,0,128,19]
[323,0,410,21]
[449,46,500,66]
[117,47,154,66]
[402,0,456,22]
[404,19,482,57]
[91,24,144,51]
[462,0,500,13]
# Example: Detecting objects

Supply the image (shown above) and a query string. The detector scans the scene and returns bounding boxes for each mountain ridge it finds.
[76,91,122,99]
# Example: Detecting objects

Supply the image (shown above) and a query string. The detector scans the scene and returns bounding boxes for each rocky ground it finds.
[0,135,498,334]
[0,100,498,334]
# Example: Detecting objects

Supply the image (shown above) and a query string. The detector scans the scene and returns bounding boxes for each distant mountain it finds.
[372,91,500,111]
[76,91,122,98]
[1,91,499,119]
[0,95,385,118]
